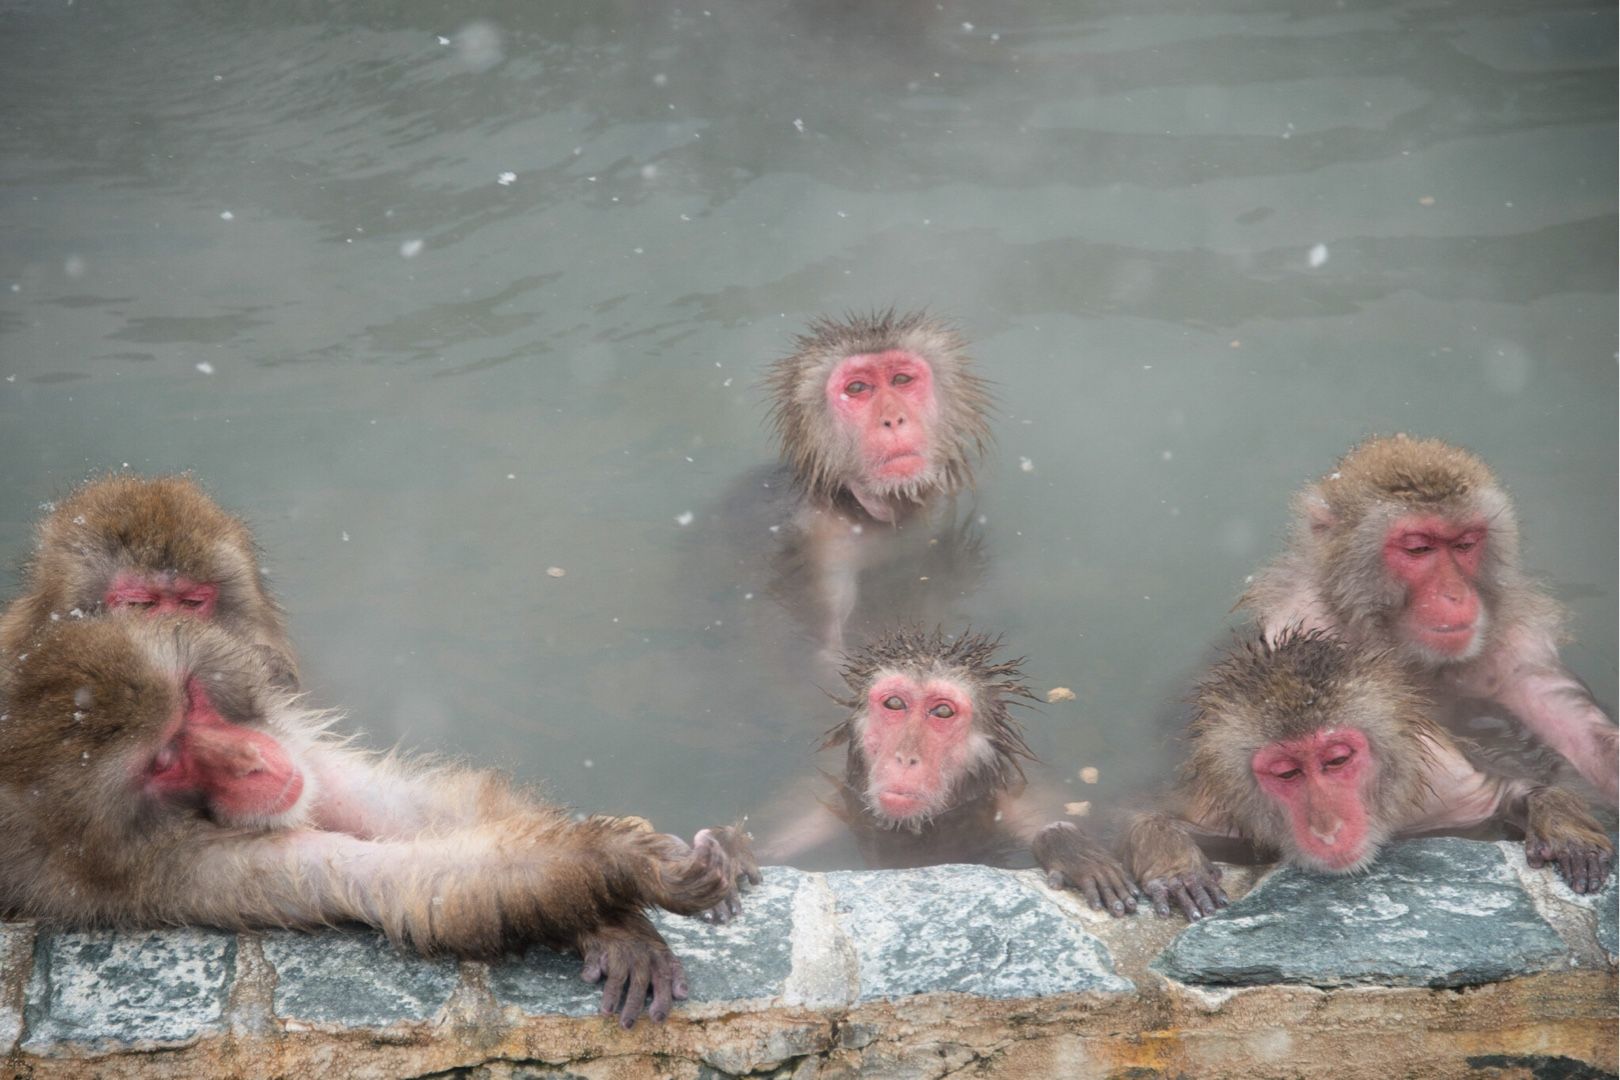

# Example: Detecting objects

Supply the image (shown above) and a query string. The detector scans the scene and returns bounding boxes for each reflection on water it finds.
[0,1,1613,851]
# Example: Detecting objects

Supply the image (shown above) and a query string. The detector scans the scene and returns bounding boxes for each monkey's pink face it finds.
[105,571,219,619]
[861,673,977,823]
[1381,516,1487,662]
[142,677,305,827]
[824,351,937,488]
[1252,728,1375,872]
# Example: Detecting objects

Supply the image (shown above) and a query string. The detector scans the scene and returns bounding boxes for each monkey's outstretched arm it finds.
[304,743,550,838]
[169,816,728,951]
[1485,639,1620,806]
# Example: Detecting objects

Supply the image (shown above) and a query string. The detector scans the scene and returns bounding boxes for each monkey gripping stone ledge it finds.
[1,841,1615,1080]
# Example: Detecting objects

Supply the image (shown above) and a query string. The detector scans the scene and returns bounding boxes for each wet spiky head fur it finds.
[822,626,1038,801]
[764,310,992,507]
[1186,628,1439,873]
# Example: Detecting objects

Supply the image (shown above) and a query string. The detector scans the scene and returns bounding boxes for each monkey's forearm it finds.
[306,746,540,839]
[167,816,727,956]
[1498,665,1619,806]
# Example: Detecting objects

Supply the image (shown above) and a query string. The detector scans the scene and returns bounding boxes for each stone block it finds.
[825,864,1132,1001]
[1155,838,1570,988]
[261,929,458,1026]
[22,927,234,1049]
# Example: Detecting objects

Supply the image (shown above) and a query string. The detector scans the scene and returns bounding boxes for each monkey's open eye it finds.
[891,373,913,386]
[883,695,905,710]
[929,703,955,719]
[845,381,871,395]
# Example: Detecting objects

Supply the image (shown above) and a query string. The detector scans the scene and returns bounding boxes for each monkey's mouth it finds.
[875,789,931,819]
[1416,623,1477,653]
[874,452,927,478]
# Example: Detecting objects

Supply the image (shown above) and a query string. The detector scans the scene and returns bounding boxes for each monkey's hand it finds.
[1032,821,1138,917]
[694,825,763,924]
[578,911,688,1029]
[1523,786,1614,895]
[639,831,735,917]
[1126,813,1228,921]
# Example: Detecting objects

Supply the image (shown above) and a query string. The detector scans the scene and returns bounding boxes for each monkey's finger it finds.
[579,951,605,984]
[670,954,690,1001]
[599,958,631,1020]
[1045,868,1069,891]
[1145,882,1173,918]
[1189,882,1222,917]
[1106,869,1140,909]
[1171,885,1203,922]
[1211,882,1230,907]
[1080,877,1105,911]
[647,953,675,1024]
[1525,840,1548,868]
[618,954,655,1029]
[1556,851,1575,889]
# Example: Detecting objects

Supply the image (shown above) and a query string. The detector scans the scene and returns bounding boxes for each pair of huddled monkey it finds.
[0,312,1613,1033]
[0,476,758,1029]
[748,312,1613,914]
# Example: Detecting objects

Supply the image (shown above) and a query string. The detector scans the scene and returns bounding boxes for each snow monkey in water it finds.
[0,615,758,1028]
[1239,434,1618,806]
[762,626,1143,916]
[0,474,300,690]
[760,311,994,658]
[1051,630,1612,921]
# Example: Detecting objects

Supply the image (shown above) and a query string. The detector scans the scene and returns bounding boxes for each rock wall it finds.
[2,838,1615,1080]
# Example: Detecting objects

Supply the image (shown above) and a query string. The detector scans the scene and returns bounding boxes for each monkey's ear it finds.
[1301,488,1337,535]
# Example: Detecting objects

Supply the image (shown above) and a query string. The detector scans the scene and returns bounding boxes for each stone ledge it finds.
[1,838,1614,1080]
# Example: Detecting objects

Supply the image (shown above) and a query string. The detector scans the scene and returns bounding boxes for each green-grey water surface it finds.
[0,1,1613,860]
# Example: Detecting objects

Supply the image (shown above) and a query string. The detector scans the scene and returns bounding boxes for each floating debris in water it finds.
[498,171,516,186]
[1064,801,1091,817]
[400,238,424,258]
[1079,766,1099,784]
[546,566,566,578]
[219,210,234,221]
[1046,687,1076,703]
[1019,456,1035,473]
[793,118,806,134]
[1308,243,1329,268]
[675,511,694,527]
[195,362,214,375]
[1419,195,1436,207]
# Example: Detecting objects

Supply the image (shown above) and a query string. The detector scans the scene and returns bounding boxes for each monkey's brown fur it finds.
[0,617,728,960]
[1180,629,1438,863]
[1241,434,1553,660]
[765,310,993,508]
[0,474,298,687]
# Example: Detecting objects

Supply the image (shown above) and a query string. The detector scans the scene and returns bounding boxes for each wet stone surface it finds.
[22,927,234,1049]
[825,864,1133,1001]
[261,929,458,1027]
[1155,838,1570,988]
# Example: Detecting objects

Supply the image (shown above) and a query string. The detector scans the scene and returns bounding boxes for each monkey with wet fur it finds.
[761,627,1142,915]
[756,312,994,658]
[1241,435,1618,805]
[0,616,755,1027]
[1,474,299,689]
[1055,630,1611,921]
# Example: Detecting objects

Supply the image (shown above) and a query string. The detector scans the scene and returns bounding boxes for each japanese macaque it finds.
[1240,435,1618,806]
[0,475,299,689]
[1060,630,1612,921]
[760,311,993,657]
[761,627,1141,913]
[0,617,755,1028]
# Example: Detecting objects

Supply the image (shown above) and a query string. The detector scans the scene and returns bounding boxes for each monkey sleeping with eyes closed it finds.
[1048,629,1612,921]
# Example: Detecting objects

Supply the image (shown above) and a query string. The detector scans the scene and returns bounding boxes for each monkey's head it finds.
[28,474,285,640]
[0,617,316,847]
[1293,435,1521,668]
[1188,629,1435,874]
[765,311,992,518]
[822,627,1035,828]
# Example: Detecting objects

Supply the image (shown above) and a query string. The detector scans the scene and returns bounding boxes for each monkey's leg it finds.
[1034,821,1139,916]
[1521,785,1614,894]
[1124,812,1229,921]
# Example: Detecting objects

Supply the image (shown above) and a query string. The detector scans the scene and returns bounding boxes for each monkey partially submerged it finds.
[1057,630,1612,921]
[0,474,300,689]
[1241,435,1618,805]
[762,626,1142,915]
[754,311,994,658]
[0,616,755,1027]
